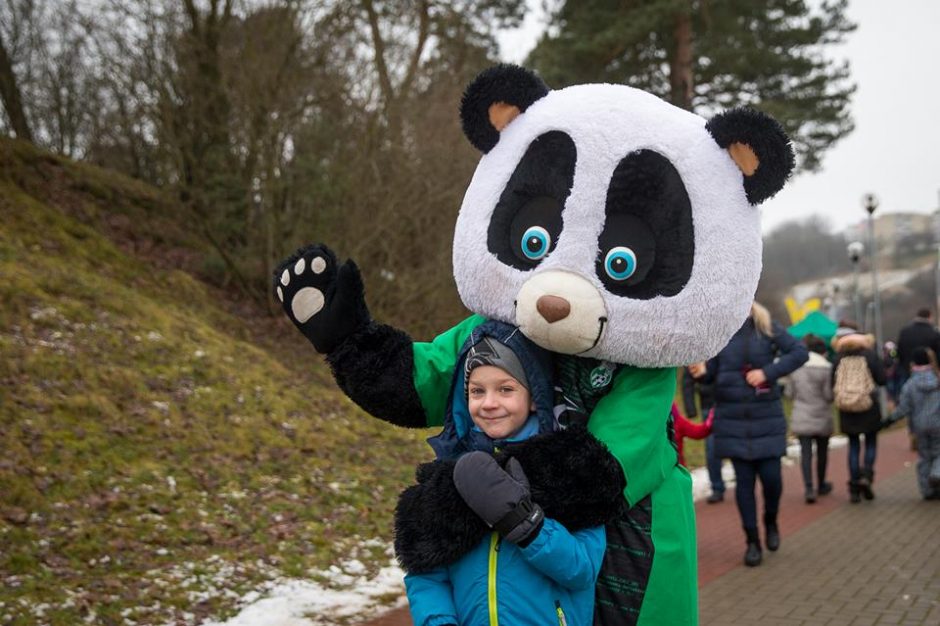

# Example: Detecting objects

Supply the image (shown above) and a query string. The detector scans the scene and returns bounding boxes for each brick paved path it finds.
[361,428,938,625]
[700,459,940,625]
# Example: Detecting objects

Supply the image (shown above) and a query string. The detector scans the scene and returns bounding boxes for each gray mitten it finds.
[453,451,544,546]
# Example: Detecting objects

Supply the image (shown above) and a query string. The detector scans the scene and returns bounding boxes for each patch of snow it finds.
[199,559,406,626]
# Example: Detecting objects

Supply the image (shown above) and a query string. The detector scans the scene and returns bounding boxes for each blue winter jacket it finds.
[405,320,606,626]
[703,318,808,460]
[889,369,940,434]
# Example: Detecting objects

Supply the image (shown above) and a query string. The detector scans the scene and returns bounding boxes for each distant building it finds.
[844,211,936,255]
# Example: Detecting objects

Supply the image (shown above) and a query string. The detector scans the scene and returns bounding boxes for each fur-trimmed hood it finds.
[834,332,874,354]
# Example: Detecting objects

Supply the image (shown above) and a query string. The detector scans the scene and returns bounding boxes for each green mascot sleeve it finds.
[411,314,485,427]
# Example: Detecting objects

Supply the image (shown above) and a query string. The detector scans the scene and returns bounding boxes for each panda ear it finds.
[460,64,550,153]
[705,108,795,205]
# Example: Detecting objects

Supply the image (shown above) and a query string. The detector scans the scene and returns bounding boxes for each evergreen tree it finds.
[528,0,855,172]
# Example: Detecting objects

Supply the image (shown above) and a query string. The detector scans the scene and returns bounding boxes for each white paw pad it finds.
[311,256,327,274]
[276,286,284,302]
[292,287,325,323]
[280,269,290,286]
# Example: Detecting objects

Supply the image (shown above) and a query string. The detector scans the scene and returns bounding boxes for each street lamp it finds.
[862,193,884,355]
[847,241,864,324]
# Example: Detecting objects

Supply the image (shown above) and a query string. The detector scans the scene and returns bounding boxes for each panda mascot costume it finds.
[275,65,793,625]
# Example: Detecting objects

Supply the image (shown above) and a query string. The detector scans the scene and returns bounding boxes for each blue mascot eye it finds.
[604,246,637,281]
[520,226,551,261]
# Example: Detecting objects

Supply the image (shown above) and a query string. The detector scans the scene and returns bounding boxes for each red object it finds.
[672,404,714,467]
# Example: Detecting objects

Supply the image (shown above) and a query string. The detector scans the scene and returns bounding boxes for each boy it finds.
[884,347,940,500]
[402,322,606,626]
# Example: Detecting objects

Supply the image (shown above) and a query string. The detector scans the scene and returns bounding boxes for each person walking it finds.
[895,308,940,449]
[883,347,940,500]
[896,308,940,391]
[692,302,808,567]
[682,365,725,502]
[785,334,834,503]
[831,325,886,503]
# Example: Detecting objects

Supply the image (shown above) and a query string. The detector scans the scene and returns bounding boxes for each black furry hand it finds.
[273,244,371,354]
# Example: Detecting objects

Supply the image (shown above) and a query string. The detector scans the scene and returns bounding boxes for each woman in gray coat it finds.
[786,335,834,503]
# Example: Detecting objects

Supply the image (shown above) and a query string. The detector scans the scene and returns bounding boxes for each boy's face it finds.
[467,365,535,440]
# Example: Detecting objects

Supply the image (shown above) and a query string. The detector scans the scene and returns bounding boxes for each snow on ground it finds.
[204,436,848,626]
[199,548,407,626]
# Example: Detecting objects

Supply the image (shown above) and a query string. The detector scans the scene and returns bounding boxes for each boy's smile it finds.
[467,365,535,440]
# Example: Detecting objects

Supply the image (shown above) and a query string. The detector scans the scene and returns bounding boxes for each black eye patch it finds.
[597,150,693,298]
[487,131,576,270]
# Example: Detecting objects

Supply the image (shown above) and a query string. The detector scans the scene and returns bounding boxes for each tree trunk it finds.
[0,31,33,142]
[669,11,694,111]
[362,0,429,141]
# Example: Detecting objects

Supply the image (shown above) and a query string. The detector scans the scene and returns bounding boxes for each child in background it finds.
[683,365,725,503]
[785,334,835,503]
[402,322,605,626]
[883,347,940,500]
[671,403,714,468]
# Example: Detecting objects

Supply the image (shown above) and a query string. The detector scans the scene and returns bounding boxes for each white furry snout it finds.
[515,271,607,354]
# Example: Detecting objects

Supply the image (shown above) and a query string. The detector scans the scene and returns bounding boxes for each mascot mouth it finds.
[575,316,607,355]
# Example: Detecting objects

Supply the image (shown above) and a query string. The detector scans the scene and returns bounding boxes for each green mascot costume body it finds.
[275,65,794,625]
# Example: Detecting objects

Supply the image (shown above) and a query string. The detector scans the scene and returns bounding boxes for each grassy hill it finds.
[0,139,431,625]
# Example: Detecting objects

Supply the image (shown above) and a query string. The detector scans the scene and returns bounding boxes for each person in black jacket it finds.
[691,302,808,567]
[682,366,725,502]
[896,308,940,390]
[831,326,887,503]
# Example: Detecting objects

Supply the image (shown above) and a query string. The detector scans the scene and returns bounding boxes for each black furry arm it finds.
[394,427,625,573]
[394,459,490,574]
[499,426,626,529]
[327,323,428,429]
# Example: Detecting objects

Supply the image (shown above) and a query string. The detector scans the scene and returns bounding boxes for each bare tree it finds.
[0,28,32,141]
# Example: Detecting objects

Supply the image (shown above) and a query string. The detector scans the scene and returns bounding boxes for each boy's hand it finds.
[453,451,544,545]
[273,244,371,354]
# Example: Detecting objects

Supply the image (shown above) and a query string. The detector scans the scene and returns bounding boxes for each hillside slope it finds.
[0,139,430,625]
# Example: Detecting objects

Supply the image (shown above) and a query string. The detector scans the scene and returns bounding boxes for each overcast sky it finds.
[496,0,940,236]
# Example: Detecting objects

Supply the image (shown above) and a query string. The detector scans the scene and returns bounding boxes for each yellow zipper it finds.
[488,532,500,626]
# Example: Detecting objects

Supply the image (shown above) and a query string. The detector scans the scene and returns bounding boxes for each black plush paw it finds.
[274,244,370,354]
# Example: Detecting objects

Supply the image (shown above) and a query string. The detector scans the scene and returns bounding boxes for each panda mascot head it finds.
[453,64,794,367]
